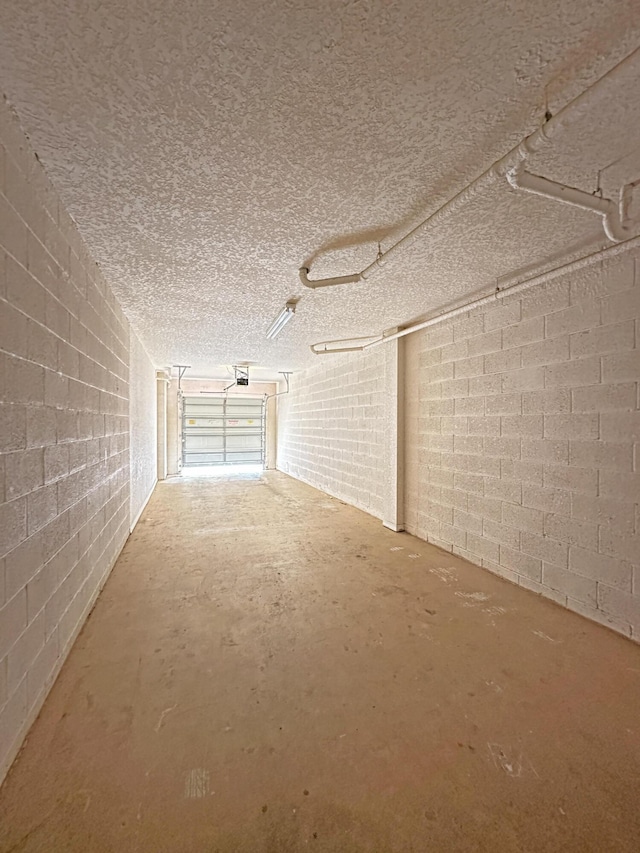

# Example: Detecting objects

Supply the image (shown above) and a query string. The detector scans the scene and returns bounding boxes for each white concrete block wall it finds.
[277,348,386,519]
[405,251,640,640]
[0,97,133,780]
[129,330,157,527]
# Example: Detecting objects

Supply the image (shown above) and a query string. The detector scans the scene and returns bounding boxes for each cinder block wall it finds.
[405,251,639,640]
[277,348,386,518]
[0,97,154,780]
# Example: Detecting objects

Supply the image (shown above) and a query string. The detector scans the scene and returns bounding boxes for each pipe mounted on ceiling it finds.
[506,163,634,243]
[299,45,640,290]
[310,335,383,355]
[299,268,363,289]
[309,232,640,356]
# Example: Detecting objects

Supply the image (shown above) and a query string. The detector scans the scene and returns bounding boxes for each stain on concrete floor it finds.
[1,471,639,852]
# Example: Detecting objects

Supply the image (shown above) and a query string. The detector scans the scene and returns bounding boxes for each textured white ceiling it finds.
[1,0,640,374]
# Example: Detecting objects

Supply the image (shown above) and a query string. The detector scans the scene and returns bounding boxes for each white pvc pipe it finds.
[506,167,613,214]
[312,343,373,354]
[506,165,633,243]
[603,190,633,243]
[308,240,618,353]
[310,335,383,355]
[363,294,502,348]
[362,234,640,349]
[299,267,362,289]
[299,44,640,289]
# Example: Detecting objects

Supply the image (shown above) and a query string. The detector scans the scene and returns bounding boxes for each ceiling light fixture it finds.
[266,301,296,340]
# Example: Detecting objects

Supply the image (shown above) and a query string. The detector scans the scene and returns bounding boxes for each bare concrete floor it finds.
[1,471,640,852]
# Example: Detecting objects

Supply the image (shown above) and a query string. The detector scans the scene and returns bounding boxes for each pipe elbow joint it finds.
[505,166,523,191]
[299,267,314,288]
[523,122,553,157]
[299,266,362,289]
[603,213,632,243]
[604,186,637,242]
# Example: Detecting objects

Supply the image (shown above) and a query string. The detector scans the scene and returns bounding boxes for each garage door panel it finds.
[186,418,225,428]
[226,434,260,449]
[225,451,262,462]
[182,395,265,466]
[184,451,226,465]
[188,435,224,450]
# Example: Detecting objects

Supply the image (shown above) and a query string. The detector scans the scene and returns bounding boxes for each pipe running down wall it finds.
[301,44,640,292]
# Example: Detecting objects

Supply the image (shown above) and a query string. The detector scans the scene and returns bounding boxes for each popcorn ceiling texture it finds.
[277,349,385,519]
[404,251,640,640]
[0,99,156,781]
[1,1,640,374]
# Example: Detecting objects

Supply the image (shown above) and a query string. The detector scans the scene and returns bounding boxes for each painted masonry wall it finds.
[0,97,154,782]
[277,348,386,519]
[405,250,640,640]
[129,330,157,526]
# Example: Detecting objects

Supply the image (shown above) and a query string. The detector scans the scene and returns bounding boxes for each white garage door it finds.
[182,396,265,466]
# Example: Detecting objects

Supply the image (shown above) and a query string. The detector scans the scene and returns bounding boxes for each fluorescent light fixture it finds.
[266,301,296,340]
